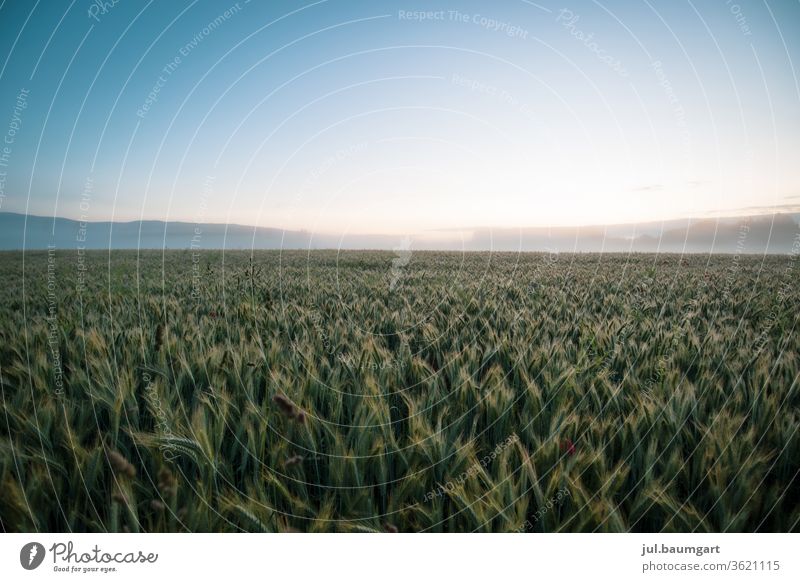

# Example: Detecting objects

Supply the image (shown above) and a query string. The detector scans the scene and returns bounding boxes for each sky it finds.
[0,0,799,237]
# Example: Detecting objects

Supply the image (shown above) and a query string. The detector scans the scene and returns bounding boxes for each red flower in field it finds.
[560,438,576,456]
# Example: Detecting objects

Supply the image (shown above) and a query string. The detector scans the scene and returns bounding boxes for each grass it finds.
[0,249,798,532]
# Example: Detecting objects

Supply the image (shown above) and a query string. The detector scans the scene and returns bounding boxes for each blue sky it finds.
[1,0,798,234]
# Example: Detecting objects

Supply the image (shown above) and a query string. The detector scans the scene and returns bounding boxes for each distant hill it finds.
[1,211,798,253]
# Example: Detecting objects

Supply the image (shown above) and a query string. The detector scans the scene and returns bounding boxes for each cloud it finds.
[701,203,800,217]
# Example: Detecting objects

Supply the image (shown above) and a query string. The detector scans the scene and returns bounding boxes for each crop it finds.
[0,249,797,532]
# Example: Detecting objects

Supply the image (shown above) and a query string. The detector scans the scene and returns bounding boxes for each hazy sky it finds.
[1,0,799,235]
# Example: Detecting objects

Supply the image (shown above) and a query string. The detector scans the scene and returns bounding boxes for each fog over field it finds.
[2,211,799,253]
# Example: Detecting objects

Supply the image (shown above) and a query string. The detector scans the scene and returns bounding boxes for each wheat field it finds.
[0,250,797,532]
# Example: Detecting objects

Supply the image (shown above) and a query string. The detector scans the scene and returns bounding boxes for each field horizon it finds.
[2,211,799,254]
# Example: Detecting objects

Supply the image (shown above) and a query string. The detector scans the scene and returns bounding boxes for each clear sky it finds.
[1,0,799,235]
